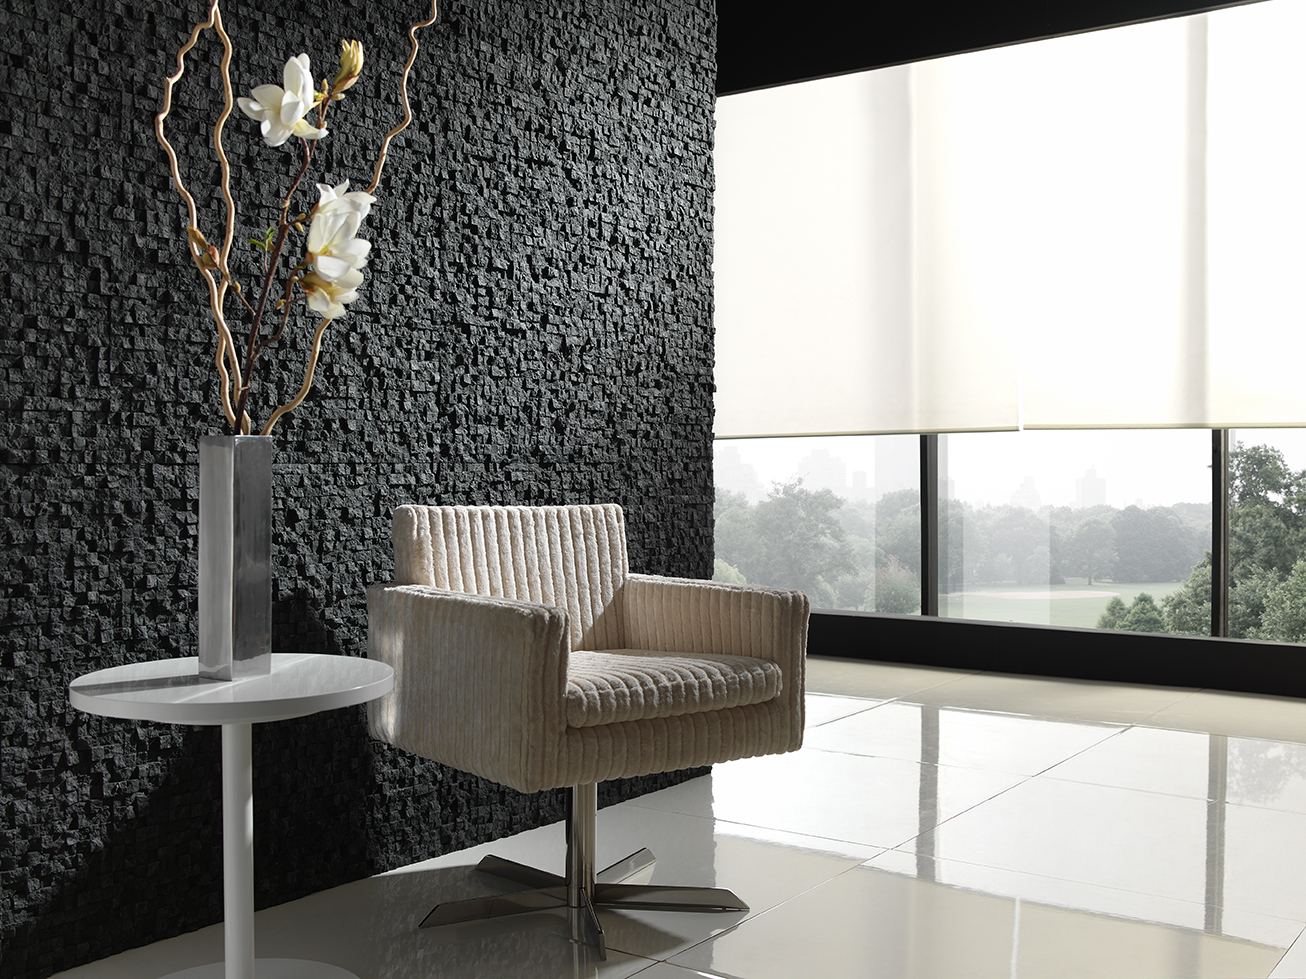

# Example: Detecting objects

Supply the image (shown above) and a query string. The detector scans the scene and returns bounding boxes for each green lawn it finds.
[939,580,1187,629]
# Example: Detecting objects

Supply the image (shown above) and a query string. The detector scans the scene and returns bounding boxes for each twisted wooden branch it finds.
[209,4,238,272]
[155,0,243,431]
[262,316,332,436]
[367,0,439,195]
[214,336,252,434]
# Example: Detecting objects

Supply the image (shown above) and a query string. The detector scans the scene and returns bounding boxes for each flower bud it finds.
[332,40,363,94]
[187,226,219,270]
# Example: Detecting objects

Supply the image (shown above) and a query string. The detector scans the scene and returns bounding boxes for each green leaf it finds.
[248,226,277,252]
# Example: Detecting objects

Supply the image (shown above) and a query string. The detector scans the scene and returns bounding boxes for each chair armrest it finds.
[622,573,809,681]
[622,574,809,755]
[367,583,569,792]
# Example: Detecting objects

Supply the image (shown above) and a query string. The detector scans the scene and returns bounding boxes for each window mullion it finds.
[1212,428,1230,637]
[921,433,940,616]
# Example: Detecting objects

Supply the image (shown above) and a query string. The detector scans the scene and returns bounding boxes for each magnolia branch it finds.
[158,0,438,436]
[261,316,332,436]
[261,0,439,434]
[367,0,439,195]
[156,0,245,430]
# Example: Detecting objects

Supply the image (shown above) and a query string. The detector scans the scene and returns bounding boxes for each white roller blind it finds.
[1206,0,1306,428]
[713,0,1306,439]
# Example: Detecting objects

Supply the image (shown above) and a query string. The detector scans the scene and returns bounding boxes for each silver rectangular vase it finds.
[199,435,273,680]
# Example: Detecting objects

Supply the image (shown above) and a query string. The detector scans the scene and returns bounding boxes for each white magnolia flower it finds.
[301,268,364,320]
[313,180,376,220]
[306,181,375,281]
[237,54,328,148]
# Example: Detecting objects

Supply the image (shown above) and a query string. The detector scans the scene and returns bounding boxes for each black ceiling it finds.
[716,0,1266,94]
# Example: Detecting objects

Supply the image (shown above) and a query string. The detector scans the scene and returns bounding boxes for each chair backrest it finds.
[392,504,630,650]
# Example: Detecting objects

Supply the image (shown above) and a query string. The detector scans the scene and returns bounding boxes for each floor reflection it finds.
[49,659,1306,979]
[807,697,1306,948]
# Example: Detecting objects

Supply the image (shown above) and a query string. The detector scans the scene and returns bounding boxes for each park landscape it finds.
[714,441,1306,642]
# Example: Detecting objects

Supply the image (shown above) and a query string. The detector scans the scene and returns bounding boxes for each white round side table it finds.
[70,653,394,979]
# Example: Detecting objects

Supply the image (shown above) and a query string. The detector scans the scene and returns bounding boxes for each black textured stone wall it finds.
[0,0,716,975]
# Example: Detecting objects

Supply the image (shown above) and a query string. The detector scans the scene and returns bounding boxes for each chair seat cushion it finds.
[565,649,782,728]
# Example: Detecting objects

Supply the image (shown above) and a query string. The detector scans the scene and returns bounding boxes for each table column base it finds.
[164,959,361,979]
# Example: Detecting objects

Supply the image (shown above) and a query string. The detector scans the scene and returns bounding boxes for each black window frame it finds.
[806,427,1305,699]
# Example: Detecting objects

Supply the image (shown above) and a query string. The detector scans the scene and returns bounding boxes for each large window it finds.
[712,0,1306,644]
[939,430,1211,633]
[715,430,1306,640]
[714,436,919,612]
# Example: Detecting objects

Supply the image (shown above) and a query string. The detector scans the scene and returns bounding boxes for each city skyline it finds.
[716,429,1306,510]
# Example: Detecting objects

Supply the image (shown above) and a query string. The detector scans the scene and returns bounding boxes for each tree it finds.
[987,552,1017,584]
[1154,442,1306,638]
[833,574,873,611]
[835,499,875,542]
[1030,543,1059,587]
[713,487,756,578]
[1228,565,1282,639]
[1161,555,1210,636]
[1112,506,1200,583]
[714,487,750,521]
[968,505,1054,585]
[938,497,972,592]
[1229,441,1306,583]
[1149,443,1306,639]
[1066,517,1117,585]
[1253,559,1306,642]
[712,558,746,583]
[1120,593,1166,633]
[714,480,858,605]
[873,555,920,614]
[1232,504,1301,582]
[1231,442,1294,507]
[1224,441,1306,637]
[1100,593,1166,633]
[874,489,922,578]
[1098,596,1128,629]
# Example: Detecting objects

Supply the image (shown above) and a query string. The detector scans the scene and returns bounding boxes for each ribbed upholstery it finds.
[368,584,569,788]
[565,649,782,728]
[369,504,809,793]
[622,573,807,749]
[394,504,627,651]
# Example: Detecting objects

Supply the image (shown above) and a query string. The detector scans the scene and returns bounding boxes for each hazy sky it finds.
[717,428,1306,510]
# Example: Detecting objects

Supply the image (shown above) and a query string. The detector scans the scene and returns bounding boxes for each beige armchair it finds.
[367,503,808,955]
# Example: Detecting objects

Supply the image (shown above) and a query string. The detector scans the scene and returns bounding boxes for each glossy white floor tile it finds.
[894,669,1201,724]
[1142,689,1306,743]
[804,691,884,727]
[669,861,1289,979]
[804,656,977,700]
[628,964,728,979]
[50,657,1306,979]
[632,745,1026,850]
[1227,738,1306,812]
[1270,929,1306,979]
[910,776,1306,926]
[802,700,1126,775]
[864,847,1306,948]
[1035,725,1215,798]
